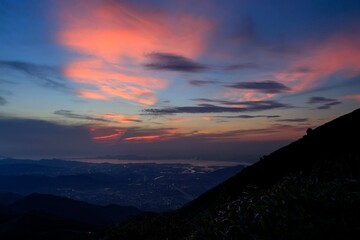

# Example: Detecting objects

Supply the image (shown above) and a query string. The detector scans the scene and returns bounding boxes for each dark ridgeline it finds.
[104,108,360,240]
[183,107,360,212]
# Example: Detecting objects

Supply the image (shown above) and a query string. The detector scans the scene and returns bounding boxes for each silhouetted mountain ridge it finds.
[105,108,360,240]
[181,108,360,213]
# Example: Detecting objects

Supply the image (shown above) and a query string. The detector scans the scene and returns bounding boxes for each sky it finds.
[0,0,360,162]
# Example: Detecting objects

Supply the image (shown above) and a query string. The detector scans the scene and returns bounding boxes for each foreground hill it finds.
[0,193,142,240]
[105,108,360,240]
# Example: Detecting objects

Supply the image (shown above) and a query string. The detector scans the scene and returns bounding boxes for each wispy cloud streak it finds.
[225,81,290,94]
[54,110,142,124]
[54,110,110,122]
[0,61,68,91]
[307,96,341,110]
[277,118,308,122]
[143,100,292,115]
[188,79,219,86]
[216,114,280,119]
[307,96,337,104]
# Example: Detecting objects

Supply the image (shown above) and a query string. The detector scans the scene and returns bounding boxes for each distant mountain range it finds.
[104,108,360,240]
[0,193,142,240]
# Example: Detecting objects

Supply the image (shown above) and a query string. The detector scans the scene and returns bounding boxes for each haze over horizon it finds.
[1,0,360,161]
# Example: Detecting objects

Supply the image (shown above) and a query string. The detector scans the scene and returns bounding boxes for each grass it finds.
[104,154,360,240]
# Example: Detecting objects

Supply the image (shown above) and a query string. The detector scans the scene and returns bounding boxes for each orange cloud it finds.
[56,0,212,105]
[91,128,125,141]
[202,117,213,121]
[101,113,141,123]
[93,133,123,140]
[122,128,180,143]
[123,135,161,142]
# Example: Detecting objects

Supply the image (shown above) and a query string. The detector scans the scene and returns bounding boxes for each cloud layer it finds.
[225,81,290,94]
[143,100,291,115]
[307,96,341,110]
[188,79,219,86]
[57,0,212,105]
[54,110,142,123]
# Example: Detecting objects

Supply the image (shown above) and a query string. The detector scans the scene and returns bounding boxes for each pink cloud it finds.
[275,34,360,92]
[202,117,213,121]
[77,90,108,100]
[122,128,181,143]
[342,94,360,102]
[215,89,275,102]
[56,0,212,105]
[91,128,125,141]
[216,33,360,102]
[168,118,192,123]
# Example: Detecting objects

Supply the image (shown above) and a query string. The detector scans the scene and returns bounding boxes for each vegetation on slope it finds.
[192,154,360,240]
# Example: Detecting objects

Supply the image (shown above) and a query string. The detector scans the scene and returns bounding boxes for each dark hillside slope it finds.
[180,109,360,213]
[105,108,360,240]
[182,108,360,213]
